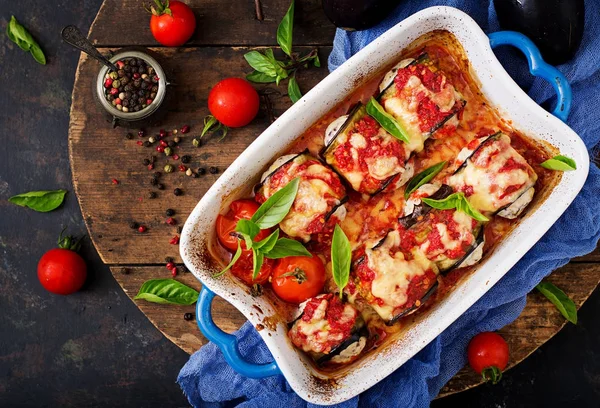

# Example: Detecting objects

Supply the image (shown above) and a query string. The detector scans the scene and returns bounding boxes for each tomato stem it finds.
[481,366,502,385]
[280,267,307,284]
[148,0,172,16]
[57,227,84,252]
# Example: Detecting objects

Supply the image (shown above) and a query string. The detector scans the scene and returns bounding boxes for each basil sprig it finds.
[243,1,319,102]
[215,178,311,280]
[331,224,352,298]
[9,189,67,212]
[7,16,46,65]
[540,155,577,171]
[536,282,577,324]
[422,192,489,222]
[404,161,447,199]
[288,76,302,103]
[366,97,410,143]
[134,279,199,305]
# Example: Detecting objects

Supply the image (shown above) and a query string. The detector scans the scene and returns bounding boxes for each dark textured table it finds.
[0,1,598,407]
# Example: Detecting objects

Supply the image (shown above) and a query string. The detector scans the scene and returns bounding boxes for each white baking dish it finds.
[180,6,589,405]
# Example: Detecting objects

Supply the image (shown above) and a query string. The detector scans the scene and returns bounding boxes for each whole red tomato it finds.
[37,232,87,295]
[208,78,260,127]
[216,199,272,252]
[150,1,196,47]
[272,255,326,304]
[467,332,509,384]
[231,251,274,286]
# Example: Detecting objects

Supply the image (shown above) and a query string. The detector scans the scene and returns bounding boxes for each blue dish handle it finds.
[196,285,281,378]
[488,31,572,122]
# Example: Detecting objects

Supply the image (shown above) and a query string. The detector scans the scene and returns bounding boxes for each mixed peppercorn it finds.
[104,57,160,113]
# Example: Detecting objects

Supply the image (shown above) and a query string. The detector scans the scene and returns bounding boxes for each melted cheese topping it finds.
[364,231,435,321]
[383,97,425,152]
[420,211,475,260]
[446,135,537,212]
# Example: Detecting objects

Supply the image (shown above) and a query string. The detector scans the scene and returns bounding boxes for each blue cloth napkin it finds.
[179,1,600,406]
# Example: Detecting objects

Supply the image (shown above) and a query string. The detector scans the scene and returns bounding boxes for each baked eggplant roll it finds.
[445,133,538,219]
[288,294,368,365]
[255,151,347,242]
[399,183,485,272]
[321,104,414,195]
[378,53,466,152]
[350,230,439,324]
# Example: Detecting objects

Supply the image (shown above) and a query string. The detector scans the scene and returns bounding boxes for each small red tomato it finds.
[231,251,274,286]
[272,255,326,304]
[208,78,259,127]
[149,0,196,47]
[467,332,509,384]
[216,199,271,252]
[37,232,87,295]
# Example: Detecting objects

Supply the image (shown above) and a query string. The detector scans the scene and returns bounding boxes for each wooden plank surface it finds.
[67,0,600,400]
[89,0,335,47]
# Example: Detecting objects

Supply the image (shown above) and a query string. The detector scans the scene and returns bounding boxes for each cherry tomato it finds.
[208,78,259,127]
[38,234,87,296]
[231,251,274,286]
[150,1,196,47]
[467,332,509,384]
[272,255,326,304]
[216,199,271,252]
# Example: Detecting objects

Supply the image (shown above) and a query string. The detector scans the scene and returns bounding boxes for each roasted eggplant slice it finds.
[378,53,466,151]
[321,104,413,195]
[446,133,538,218]
[288,294,368,365]
[255,152,347,242]
[399,183,453,229]
[350,230,439,324]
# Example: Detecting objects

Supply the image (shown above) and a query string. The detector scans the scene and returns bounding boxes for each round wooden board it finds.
[69,0,600,399]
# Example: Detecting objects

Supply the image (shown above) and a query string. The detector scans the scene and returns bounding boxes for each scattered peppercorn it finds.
[171,267,178,277]
[178,164,187,172]
[137,141,144,146]
[172,154,180,161]
[129,221,139,230]
[166,208,175,216]
[173,136,181,143]
[181,155,190,164]
[138,130,145,138]
[165,256,174,263]
[148,136,156,144]
[198,167,206,175]
[125,132,134,140]
[147,163,154,170]
[181,125,190,134]
[159,129,167,138]
[176,226,183,234]
[143,158,151,166]
[164,146,173,156]
[150,178,158,186]
[153,171,161,178]
[166,217,177,226]
[138,225,147,233]
[172,129,178,134]
[166,261,175,270]
[157,183,165,190]
[184,312,194,321]
[156,145,165,153]
[170,235,180,245]
[192,172,199,178]
[143,141,151,147]
[164,164,174,173]
[174,188,183,196]
[192,138,200,147]
[186,168,193,177]
[168,141,176,148]
[209,166,219,174]
[159,140,168,147]
[147,191,157,199]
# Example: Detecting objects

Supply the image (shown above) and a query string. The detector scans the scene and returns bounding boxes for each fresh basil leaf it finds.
[246,70,277,83]
[288,76,302,103]
[265,238,312,259]
[214,242,243,277]
[540,155,577,171]
[251,177,300,229]
[331,224,351,298]
[404,161,447,199]
[254,229,279,252]
[244,51,281,77]
[277,0,295,57]
[7,16,46,65]
[252,248,264,280]
[366,97,410,143]
[422,192,489,222]
[134,279,199,305]
[536,282,577,324]
[313,54,321,67]
[8,189,67,212]
[235,219,260,240]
